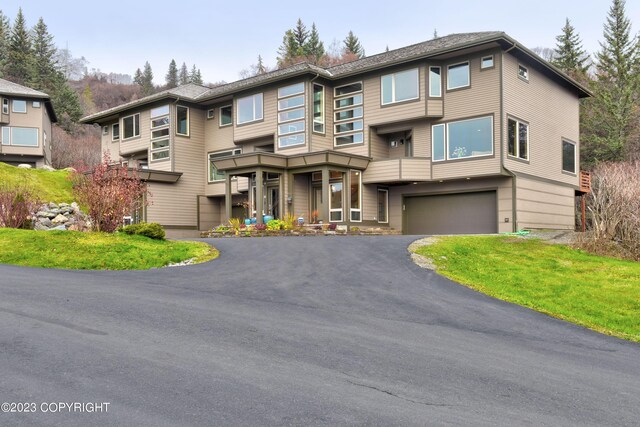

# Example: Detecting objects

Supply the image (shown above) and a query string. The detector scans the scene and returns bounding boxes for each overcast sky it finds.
[3,0,638,84]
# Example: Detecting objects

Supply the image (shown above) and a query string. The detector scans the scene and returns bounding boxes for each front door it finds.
[268,187,279,218]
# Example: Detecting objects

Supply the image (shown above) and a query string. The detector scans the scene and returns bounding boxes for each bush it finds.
[266,219,286,230]
[255,223,267,231]
[121,222,165,240]
[0,185,39,229]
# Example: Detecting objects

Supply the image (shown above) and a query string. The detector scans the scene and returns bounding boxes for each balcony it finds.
[363,158,430,184]
[579,170,591,193]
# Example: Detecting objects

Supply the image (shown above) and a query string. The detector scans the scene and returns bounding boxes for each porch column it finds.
[255,168,264,224]
[287,171,295,218]
[321,166,330,223]
[279,172,285,219]
[224,174,232,222]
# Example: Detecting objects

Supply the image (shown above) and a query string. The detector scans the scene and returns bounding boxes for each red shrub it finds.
[0,186,39,229]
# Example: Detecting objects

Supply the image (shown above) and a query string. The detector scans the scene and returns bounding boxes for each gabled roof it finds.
[81,31,590,124]
[0,78,50,98]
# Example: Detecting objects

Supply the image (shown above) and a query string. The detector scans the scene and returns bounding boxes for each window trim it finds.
[429,66,442,98]
[381,68,420,106]
[207,109,215,119]
[446,61,470,90]
[329,181,344,223]
[219,105,232,127]
[507,117,529,161]
[277,94,305,111]
[377,188,389,224]
[121,113,140,141]
[2,99,8,114]
[334,119,363,135]
[312,83,325,134]
[278,82,305,98]
[102,126,108,135]
[432,115,494,162]
[349,170,362,223]
[1,126,39,147]
[12,99,27,113]
[481,55,494,70]
[176,105,190,136]
[236,93,264,125]
[208,148,242,182]
[112,123,120,142]
[333,81,363,98]
[561,139,577,175]
[278,133,306,148]
[518,64,529,81]
[32,101,41,108]
[334,106,363,123]
[334,132,364,147]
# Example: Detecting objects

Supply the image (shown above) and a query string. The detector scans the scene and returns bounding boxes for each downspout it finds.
[500,45,518,232]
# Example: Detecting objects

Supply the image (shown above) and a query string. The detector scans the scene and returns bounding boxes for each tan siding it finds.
[369,129,388,160]
[432,157,498,179]
[503,53,580,187]
[42,106,52,165]
[515,176,575,230]
[413,123,430,158]
[204,103,235,154]
[362,184,378,221]
[364,66,426,125]
[400,158,430,180]
[120,109,149,155]
[198,196,221,230]
[1,98,45,158]
[363,160,401,183]
[427,99,443,117]
[310,81,332,152]
[234,89,277,143]
[101,121,120,162]
[293,174,309,218]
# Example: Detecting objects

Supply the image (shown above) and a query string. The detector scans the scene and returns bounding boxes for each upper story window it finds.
[447,62,470,90]
[313,84,325,133]
[333,82,364,147]
[429,66,441,97]
[277,82,305,148]
[237,93,263,125]
[481,56,494,69]
[150,105,170,128]
[176,106,189,136]
[102,126,108,135]
[432,116,493,161]
[518,64,529,81]
[220,105,232,127]
[207,109,215,119]
[381,68,419,105]
[2,99,8,114]
[562,140,576,174]
[122,113,140,140]
[32,101,41,108]
[112,123,120,142]
[209,148,242,182]
[508,118,529,160]
[1,126,38,146]
[12,100,27,113]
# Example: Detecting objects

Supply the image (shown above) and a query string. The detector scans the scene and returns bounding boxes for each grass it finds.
[414,235,640,342]
[0,162,74,203]
[0,228,218,270]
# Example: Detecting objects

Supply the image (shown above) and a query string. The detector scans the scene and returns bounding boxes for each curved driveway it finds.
[0,236,638,426]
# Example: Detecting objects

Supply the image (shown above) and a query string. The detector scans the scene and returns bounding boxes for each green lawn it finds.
[0,162,74,203]
[414,235,640,342]
[0,229,218,270]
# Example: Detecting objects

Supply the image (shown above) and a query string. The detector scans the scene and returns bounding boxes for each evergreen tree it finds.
[50,72,83,131]
[6,8,32,84]
[165,59,178,88]
[581,0,639,166]
[133,68,143,86]
[0,10,10,78]
[256,55,267,74]
[293,19,308,51]
[433,29,439,39]
[189,65,203,85]
[277,29,301,68]
[141,61,154,96]
[344,31,364,58]
[306,23,325,64]
[29,17,58,91]
[552,18,589,77]
[178,62,189,85]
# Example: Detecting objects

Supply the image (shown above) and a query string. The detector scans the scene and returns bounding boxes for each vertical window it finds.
[2,99,8,114]
[350,170,361,222]
[237,93,263,124]
[447,62,470,90]
[377,189,388,223]
[381,68,419,105]
[507,118,529,160]
[176,106,189,136]
[562,140,576,174]
[333,82,364,147]
[12,100,27,113]
[122,114,140,139]
[209,149,242,182]
[518,64,529,80]
[330,181,343,222]
[429,66,441,97]
[313,84,325,133]
[277,83,305,148]
[149,107,169,161]
[481,56,494,69]
[112,123,120,142]
[432,124,445,161]
[220,105,232,126]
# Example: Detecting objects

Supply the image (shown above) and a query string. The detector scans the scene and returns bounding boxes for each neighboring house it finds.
[0,78,57,167]
[80,32,591,237]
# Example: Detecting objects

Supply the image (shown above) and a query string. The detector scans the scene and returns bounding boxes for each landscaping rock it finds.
[47,225,67,231]
[40,165,55,171]
[17,164,32,169]
[52,214,68,224]
[31,202,91,232]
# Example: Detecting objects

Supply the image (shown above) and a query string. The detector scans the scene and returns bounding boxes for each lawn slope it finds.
[0,162,74,203]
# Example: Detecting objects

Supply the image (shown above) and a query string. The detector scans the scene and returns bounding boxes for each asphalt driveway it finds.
[0,236,638,426]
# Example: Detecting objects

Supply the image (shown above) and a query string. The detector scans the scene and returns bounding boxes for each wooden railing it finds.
[580,170,591,193]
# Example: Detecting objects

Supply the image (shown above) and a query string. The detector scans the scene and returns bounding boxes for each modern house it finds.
[0,78,57,167]
[81,31,590,237]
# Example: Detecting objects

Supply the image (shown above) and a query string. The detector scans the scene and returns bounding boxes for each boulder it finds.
[40,218,53,228]
[36,211,49,218]
[47,225,67,231]
[40,165,55,171]
[63,167,76,173]
[49,202,58,209]
[17,164,32,169]
[51,214,68,224]
[34,222,49,231]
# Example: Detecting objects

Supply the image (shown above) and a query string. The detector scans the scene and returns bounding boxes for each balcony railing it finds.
[580,170,591,193]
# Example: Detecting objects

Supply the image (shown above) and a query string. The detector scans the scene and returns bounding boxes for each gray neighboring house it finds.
[0,78,57,167]
[81,31,591,237]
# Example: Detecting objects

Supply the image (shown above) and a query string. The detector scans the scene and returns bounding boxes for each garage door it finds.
[405,191,497,235]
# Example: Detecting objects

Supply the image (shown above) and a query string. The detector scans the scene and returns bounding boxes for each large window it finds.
[220,105,232,126]
[562,140,576,174]
[429,66,441,97]
[1,126,38,146]
[350,170,361,222]
[277,83,305,148]
[432,116,493,161]
[208,148,241,182]
[176,106,189,136]
[447,62,470,90]
[381,68,419,105]
[313,84,325,133]
[377,189,388,223]
[12,100,27,113]
[334,82,363,147]
[122,114,140,139]
[237,93,263,125]
[330,182,343,222]
[507,118,528,160]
